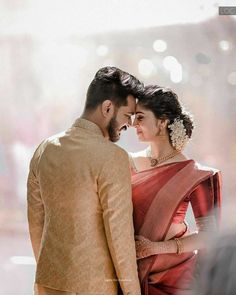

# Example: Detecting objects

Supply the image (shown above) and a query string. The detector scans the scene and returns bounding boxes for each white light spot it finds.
[163,56,182,83]
[163,56,178,71]
[170,63,183,83]
[227,72,236,85]
[96,45,109,56]
[10,256,36,265]
[153,40,167,52]
[138,59,154,77]
[219,40,230,51]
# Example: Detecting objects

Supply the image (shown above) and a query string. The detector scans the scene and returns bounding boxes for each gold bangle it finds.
[174,238,183,255]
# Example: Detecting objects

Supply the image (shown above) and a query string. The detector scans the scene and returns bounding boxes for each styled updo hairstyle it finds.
[138,85,194,142]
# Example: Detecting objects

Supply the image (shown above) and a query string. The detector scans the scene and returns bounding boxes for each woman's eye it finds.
[137,116,143,121]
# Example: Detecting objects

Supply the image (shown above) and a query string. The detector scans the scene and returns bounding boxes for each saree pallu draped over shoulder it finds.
[131,160,222,295]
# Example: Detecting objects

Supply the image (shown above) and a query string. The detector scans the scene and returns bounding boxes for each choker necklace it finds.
[146,148,180,167]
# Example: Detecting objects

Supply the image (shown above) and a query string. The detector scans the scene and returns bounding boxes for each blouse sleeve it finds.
[190,179,217,232]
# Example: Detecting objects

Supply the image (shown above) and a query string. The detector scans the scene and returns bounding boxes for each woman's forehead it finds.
[135,103,144,111]
[135,104,148,113]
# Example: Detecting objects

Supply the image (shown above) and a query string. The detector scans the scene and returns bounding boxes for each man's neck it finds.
[80,112,108,139]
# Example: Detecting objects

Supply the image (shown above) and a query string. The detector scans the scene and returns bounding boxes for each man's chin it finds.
[109,132,120,142]
[110,137,120,143]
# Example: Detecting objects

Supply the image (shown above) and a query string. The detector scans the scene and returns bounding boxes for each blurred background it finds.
[0,0,236,294]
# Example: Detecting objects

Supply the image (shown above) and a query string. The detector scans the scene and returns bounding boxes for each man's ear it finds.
[101,100,114,118]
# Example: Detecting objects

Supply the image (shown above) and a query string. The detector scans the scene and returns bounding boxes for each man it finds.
[27,66,143,295]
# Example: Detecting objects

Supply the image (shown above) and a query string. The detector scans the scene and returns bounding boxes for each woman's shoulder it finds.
[193,161,220,175]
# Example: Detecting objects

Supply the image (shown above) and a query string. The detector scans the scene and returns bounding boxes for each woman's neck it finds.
[149,138,176,158]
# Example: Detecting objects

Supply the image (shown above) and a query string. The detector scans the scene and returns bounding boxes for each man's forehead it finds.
[124,103,135,113]
[126,95,136,105]
[122,95,137,112]
[123,104,140,114]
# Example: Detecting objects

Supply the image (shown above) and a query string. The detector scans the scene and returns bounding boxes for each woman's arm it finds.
[136,179,218,259]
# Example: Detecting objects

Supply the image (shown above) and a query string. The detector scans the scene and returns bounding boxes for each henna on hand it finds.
[135,235,156,259]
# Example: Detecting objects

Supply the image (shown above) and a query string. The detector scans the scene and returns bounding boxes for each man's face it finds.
[107,95,136,142]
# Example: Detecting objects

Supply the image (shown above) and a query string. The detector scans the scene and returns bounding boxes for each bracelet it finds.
[174,238,183,255]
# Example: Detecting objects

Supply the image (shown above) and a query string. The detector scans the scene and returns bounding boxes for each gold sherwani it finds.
[27,118,141,295]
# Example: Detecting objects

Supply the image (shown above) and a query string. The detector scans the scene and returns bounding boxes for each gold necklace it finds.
[146,148,180,167]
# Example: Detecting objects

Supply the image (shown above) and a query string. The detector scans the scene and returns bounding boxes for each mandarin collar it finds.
[72,118,104,137]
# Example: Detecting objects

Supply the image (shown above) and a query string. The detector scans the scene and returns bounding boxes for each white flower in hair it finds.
[168,118,189,151]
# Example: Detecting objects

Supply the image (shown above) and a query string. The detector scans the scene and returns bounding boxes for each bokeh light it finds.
[0,0,235,293]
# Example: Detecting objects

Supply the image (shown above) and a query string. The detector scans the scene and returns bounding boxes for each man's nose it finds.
[131,115,137,127]
[132,117,138,127]
[127,117,132,127]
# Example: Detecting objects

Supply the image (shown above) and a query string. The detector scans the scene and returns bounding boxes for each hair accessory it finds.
[168,118,189,151]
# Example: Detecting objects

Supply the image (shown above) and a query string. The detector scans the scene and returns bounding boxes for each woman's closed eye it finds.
[136,116,144,121]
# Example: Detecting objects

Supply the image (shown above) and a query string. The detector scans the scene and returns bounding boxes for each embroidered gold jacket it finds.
[27,118,140,295]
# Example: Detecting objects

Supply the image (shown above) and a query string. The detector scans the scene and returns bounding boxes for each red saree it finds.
[132,160,222,295]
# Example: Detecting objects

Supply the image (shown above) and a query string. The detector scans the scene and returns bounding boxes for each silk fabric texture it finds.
[131,160,222,295]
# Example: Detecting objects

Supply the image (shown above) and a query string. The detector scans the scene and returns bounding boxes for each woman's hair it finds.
[138,85,194,138]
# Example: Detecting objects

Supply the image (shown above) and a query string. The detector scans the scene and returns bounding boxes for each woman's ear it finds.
[156,118,169,136]
[101,100,115,118]
[156,118,168,129]
[160,118,169,129]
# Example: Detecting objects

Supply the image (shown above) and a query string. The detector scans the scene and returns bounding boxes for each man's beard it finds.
[107,113,128,142]
[107,116,120,142]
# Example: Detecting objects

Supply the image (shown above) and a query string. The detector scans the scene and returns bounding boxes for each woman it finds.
[129,85,222,295]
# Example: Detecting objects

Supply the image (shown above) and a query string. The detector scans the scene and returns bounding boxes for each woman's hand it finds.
[135,235,156,260]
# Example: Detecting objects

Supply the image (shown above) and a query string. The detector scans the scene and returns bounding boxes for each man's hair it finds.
[85,66,143,111]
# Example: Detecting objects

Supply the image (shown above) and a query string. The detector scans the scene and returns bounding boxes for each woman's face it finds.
[133,104,160,142]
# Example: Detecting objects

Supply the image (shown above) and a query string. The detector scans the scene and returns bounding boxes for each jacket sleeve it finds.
[27,143,45,261]
[98,147,141,295]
